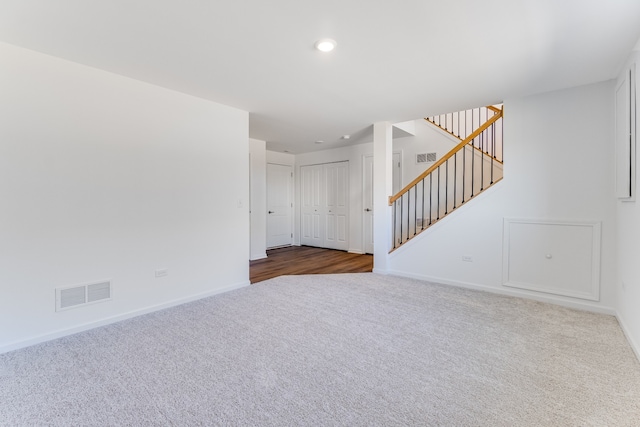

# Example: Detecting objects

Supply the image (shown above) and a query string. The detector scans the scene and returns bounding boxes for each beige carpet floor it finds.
[1,273,639,426]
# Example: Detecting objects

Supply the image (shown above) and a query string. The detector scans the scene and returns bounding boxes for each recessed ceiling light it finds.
[315,140,324,144]
[341,135,351,140]
[315,39,336,52]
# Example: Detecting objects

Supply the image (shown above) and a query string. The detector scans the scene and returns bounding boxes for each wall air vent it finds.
[56,280,111,312]
[417,152,437,164]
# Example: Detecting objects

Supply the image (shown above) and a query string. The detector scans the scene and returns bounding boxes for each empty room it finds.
[1,1,640,425]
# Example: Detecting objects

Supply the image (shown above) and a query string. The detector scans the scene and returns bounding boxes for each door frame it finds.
[362,151,402,254]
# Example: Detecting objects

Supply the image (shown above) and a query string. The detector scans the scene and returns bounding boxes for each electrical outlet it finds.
[155,268,168,278]
[462,256,473,262]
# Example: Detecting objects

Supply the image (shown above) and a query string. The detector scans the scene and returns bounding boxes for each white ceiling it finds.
[1,0,639,153]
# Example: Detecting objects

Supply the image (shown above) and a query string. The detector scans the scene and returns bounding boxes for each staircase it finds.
[389,105,503,251]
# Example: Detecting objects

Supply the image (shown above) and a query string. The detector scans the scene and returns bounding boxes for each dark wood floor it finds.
[250,246,373,283]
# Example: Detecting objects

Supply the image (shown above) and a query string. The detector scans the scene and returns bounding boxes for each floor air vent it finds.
[56,280,111,311]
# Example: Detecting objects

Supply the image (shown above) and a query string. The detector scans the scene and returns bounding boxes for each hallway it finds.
[250,246,373,283]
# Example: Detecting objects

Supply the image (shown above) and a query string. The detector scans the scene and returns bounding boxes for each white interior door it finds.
[266,163,293,248]
[301,164,323,247]
[363,153,401,254]
[363,155,375,254]
[301,161,349,250]
[324,162,349,250]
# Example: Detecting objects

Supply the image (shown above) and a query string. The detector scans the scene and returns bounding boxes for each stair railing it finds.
[426,105,503,160]
[388,107,503,250]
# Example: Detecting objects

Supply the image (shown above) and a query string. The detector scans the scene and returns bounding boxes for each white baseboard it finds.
[386,269,617,316]
[0,280,250,355]
[616,313,640,363]
[250,253,268,261]
[348,248,364,254]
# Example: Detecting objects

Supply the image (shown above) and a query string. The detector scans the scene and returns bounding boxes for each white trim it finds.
[502,218,601,301]
[617,312,640,363]
[266,244,293,250]
[0,280,250,355]
[250,253,268,261]
[386,270,616,316]
[348,249,364,255]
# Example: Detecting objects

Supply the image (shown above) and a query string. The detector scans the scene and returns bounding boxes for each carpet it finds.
[1,273,639,426]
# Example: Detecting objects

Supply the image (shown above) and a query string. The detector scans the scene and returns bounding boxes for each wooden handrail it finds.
[487,105,502,113]
[389,109,503,205]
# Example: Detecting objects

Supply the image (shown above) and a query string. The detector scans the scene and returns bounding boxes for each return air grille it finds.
[417,152,437,164]
[56,280,111,311]
[88,281,111,302]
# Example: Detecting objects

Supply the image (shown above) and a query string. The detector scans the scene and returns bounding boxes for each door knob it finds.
[365,208,372,212]
[268,211,274,214]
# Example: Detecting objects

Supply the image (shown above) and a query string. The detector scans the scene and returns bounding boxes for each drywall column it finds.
[249,138,267,260]
[373,121,393,273]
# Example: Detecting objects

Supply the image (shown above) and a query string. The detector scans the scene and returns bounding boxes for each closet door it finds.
[301,164,323,247]
[324,162,349,250]
[300,161,349,250]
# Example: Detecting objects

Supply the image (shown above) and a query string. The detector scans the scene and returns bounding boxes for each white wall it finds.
[616,51,640,357]
[249,139,267,260]
[394,119,462,186]
[388,81,618,313]
[0,42,250,353]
